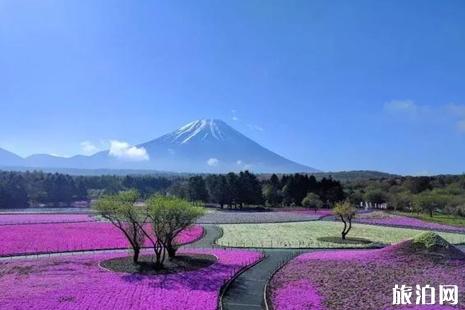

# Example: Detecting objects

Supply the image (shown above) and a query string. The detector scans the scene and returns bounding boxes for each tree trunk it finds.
[340,215,347,240]
[346,219,353,237]
[153,241,165,269]
[429,209,433,217]
[167,244,177,258]
[133,247,140,264]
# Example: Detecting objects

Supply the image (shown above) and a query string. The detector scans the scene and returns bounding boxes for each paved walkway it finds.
[221,249,301,310]
[186,224,223,248]
[183,225,304,310]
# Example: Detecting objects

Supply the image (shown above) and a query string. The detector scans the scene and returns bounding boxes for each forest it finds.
[1,170,464,217]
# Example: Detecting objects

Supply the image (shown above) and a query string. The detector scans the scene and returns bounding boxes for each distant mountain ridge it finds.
[0,119,318,173]
[0,148,23,166]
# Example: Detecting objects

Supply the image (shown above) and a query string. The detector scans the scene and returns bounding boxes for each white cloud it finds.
[412,170,433,176]
[446,103,465,118]
[207,158,219,167]
[457,119,465,133]
[384,100,418,115]
[384,100,465,135]
[108,140,149,161]
[231,109,239,121]
[445,104,465,134]
[80,141,99,155]
[248,124,264,132]
[236,159,252,170]
[49,153,68,158]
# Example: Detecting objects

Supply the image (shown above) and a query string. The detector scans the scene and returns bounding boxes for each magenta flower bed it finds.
[288,209,334,218]
[272,279,324,310]
[0,249,262,310]
[0,213,95,225]
[0,223,203,256]
[356,213,465,233]
[270,247,465,310]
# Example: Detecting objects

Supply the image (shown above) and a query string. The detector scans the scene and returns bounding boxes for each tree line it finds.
[2,169,464,217]
[0,170,344,209]
[168,172,345,209]
[0,171,173,208]
[345,175,465,217]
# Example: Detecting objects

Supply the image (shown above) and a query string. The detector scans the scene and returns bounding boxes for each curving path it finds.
[221,249,302,310]
[186,224,223,248]
[181,224,306,310]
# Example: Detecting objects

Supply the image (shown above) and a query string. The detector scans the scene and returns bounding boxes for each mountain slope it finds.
[137,119,317,173]
[1,119,318,173]
[0,148,24,167]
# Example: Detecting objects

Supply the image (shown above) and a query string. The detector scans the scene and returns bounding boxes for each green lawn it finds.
[395,211,465,227]
[217,221,465,248]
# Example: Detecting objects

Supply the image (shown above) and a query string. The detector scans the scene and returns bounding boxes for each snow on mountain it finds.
[167,120,226,144]
[137,119,317,173]
[0,119,318,173]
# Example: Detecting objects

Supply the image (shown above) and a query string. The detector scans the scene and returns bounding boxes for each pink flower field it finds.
[270,243,465,310]
[0,213,95,225]
[287,209,334,218]
[0,223,204,256]
[0,249,263,310]
[355,212,465,233]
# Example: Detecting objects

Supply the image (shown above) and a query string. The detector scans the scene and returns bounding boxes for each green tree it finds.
[94,190,146,264]
[347,190,364,205]
[387,191,414,211]
[404,176,431,194]
[225,172,240,208]
[414,191,449,217]
[145,195,205,261]
[238,171,263,207]
[364,188,388,204]
[333,201,356,240]
[187,176,208,203]
[262,183,281,207]
[301,192,323,212]
[205,175,228,208]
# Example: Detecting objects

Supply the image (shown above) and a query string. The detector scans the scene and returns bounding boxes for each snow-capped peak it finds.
[170,119,227,144]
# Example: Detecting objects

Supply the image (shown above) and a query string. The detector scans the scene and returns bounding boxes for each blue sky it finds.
[1,0,464,175]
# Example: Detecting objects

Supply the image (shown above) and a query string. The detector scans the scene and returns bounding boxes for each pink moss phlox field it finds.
[0,223,204,256]
[288,209,334,218]
[0,249,262,310]
[272,279,324,310]
[175,225,204,244]
[356,213,465,233]
[270,246,465,310]
[0,213,94,225]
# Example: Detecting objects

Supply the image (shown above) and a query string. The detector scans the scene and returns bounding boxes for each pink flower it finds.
[0,249,263,310]
[0,223,204,256]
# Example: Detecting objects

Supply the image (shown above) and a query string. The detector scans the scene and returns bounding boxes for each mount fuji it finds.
[0,119,318,173]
